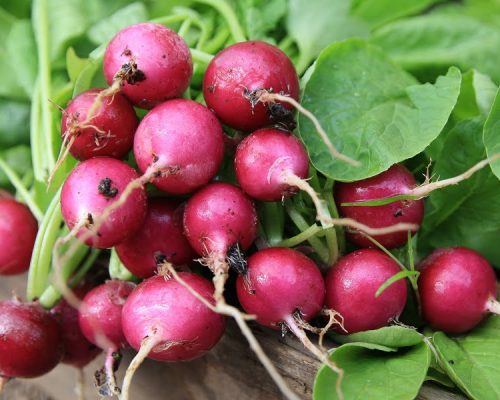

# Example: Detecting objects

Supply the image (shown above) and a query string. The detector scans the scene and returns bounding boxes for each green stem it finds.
[109,248,135,281]
[277,224,322,248]
[363,234,408,272]
[190,48,214,64]
[0,158,43,221]
[324,228,339,266]
[202,25,230,54]
[30,80,43,182]
[151,14,192,25]
[194,0,246,42]
[27,189,62,300]
[278,36,295,54]
[38,248,100,308]
[33,0,56,175]
[285,202,328,262]
[177,18,192,38]
[324,179,344,257]
[260,202,285,246]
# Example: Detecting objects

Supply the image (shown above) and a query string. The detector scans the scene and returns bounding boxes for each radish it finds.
[0,198,38,275]
[203,41,300,131]
[325,248,408,334]
[61,157,147,249]
[335,164,424,249]
[183,182,257,303]
[120,273,225,400]
[60,88,138,161]
[51,287,101,368]
[418,247,499,334]
[133,99,224,195]
[115,198,195,278]
[78,280,135,396]
[236,247,344,399]
[234,128,309,201]
[103,23,192,109]
[0,300,63,384]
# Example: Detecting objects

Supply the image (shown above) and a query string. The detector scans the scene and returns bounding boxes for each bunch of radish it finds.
[0,20,498,400]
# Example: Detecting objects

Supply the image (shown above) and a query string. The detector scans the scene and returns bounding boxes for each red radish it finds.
[51,289,101,368]
[115,198,195,278]
[79,280,135,396]
[325,248,408,334]
[60,88,138,161]
[335,164,424,249]
[103,23,192,109]
[236,247,344,399]
[120,273,225,400]
[61,157,147,248]
[236,247,325,329]
[0,199,38,275]
[203,41,299,131]
[133,99,224,195]
[0,300,63,379]
[234,128,309,201]
[418,247,499,334]
[183,182,257,302]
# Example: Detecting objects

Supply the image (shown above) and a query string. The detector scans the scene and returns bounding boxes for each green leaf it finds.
[313,342,431,400]
[332,325,424,348]
[425,368,456,388]
[0,99,30,148]
[483,87,500,180]
[237,0,287,41]
[287,0,369,73]
[351,0,444,29]
[371,14,500,82]
[433,316,500,400]
[87,2,148,45]
[298,39,461,182]
[454,70,497,121]
[66,47,90,83]
[419,118,500,266]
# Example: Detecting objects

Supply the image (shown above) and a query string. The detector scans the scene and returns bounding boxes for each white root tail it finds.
[120,334,159,400]
[319,309,347,349]
[285,314,344,400]
[486,298,500,315]
[0,377,8,393]
[256,91,360,167]
[76,367,85,400]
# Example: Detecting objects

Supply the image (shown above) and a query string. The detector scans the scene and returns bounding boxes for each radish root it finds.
[76,367,85,400]
[252,89,360,167]
[0,377,8,393]
[285,313,344,400]
[319,309,347,348]
[486,298,500,315]
[120,333,160,400]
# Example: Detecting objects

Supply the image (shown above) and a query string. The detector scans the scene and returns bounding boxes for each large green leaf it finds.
[332,326,423,348]
[313,342,431,400]
[483,87,500,180]
[371,14,500,82]
[0,99,30,148]
[419,118,500,266]
[287,0,369,73]
[351,0,444,29]
[298,39,461,182]
[433,316,500,400]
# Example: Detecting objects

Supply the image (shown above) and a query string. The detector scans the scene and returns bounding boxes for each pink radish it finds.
[103,23,192,109]
[115,198,195,278]
[418,247,499,334]
[78,280,135,396]
[0,300,63,382]
[236,247,344,399]
[0,198,38,275]
[183,182,257,302]
[120,273,225,400]
[60,88,138,161]
[325,248,408,334]
[234,128,309,201]
[335,164,424,249]
[203,41,300,131]
[133,99,224,195]
[61,157,147,248]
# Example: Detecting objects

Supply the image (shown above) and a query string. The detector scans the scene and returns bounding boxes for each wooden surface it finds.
[0,275,466,400]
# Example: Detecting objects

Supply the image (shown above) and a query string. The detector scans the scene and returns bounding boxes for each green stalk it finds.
[177,18,193,39]
[27,189,62,300]
[260,202,285,246]
[277,224,322,248]
[0,158,43,221]
[203,25,230,54]
[190,48,214,64]
[109,248,135,281]
[195,0,246,42]
[33,0,56,175]
[30,80,43,182]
